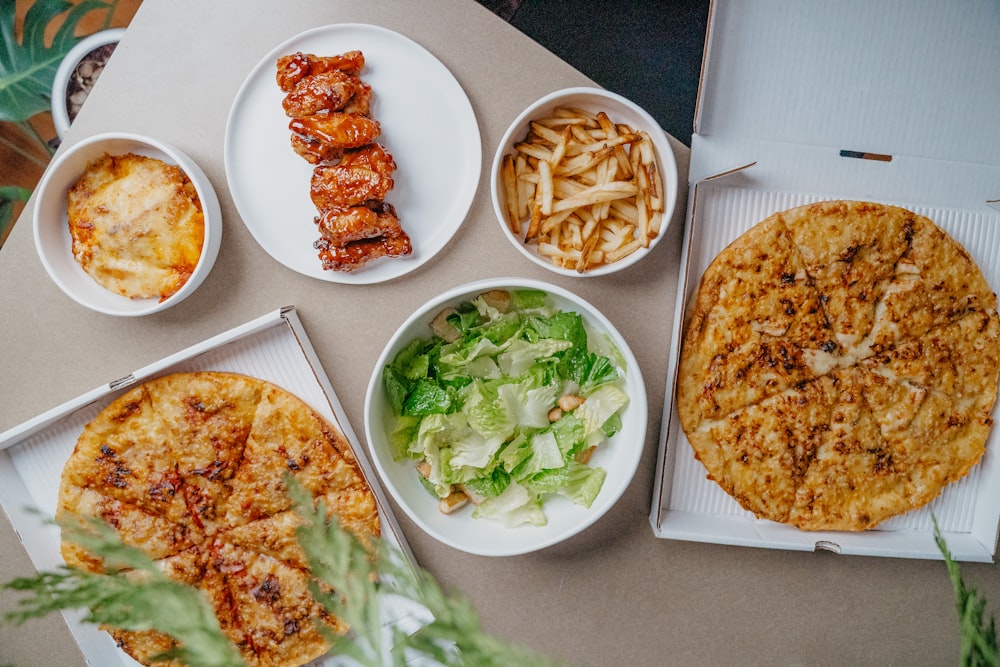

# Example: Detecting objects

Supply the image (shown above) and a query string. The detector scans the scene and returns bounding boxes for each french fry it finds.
[596,112,633,180]
[525,199,543,243]
[552,181,637,213]
[515,153,532,219]
[500,154,519,235]
[537,159,554,216]
[499,105,666,272]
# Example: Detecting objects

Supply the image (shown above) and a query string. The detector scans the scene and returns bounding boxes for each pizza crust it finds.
[57,371,380,667]
[677,200,1000,531]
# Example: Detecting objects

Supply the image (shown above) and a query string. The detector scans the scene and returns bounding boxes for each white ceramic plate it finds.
[224,24,481,284]
[364,278,647,556]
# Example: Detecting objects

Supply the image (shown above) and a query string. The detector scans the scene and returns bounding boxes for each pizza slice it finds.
[147,372,263,534]
[61,384,188,523]
[868,218,999,351]
[206,540,345,667]
[678,213,836,427]
[223,383,365,527]
[864,308,1000,413]
[790,368,914,530]
[688,375,837,523]
[57,485,201,571]
[102,546,209,667]
[784,200,915,350]
[861,370,990,514]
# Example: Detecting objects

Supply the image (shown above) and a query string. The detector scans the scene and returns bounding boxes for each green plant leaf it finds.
[3,514,245,667]
[934,519,1000,667]
[0,0,114,122]
[0,184,31,243]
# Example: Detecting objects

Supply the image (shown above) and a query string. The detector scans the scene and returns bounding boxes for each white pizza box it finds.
[0,307,429,666]
[650,0,1000,562]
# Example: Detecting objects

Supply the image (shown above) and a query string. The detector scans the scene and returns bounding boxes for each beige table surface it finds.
[0,1,994,665]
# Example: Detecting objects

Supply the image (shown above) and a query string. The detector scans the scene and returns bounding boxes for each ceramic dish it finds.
[364,277,646,556]
[33,132,222,316]
[50,28,126,140]
[224,23,481,284]
[491,87,678,277]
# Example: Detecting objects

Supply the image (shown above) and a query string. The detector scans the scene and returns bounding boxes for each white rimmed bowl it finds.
[490,87,678,277]
[364,277,646,556]
[51,28,126,140]
[33,133,222,316]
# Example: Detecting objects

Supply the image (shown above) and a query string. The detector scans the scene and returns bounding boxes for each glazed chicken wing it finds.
[314,230,412,272]
[289,113,381,153]
[289,133,343,165]
[310,145,396,209]
[338,144,396,176]
[275,51,365,92]
[316,202,402,247]
[282,70,360,117]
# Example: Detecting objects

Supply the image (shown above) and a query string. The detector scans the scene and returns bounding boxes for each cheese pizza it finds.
[677,200,1000,531]
[57,371,380,667]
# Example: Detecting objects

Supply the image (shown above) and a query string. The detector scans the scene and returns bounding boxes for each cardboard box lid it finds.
[652,1,1000,561]
[692,0,1000,207]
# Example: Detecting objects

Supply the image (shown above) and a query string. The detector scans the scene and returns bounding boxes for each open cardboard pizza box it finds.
[650,0,1000,561]
[0,307,427,665]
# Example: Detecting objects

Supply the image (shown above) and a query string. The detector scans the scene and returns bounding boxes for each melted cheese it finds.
[67,153,204,301]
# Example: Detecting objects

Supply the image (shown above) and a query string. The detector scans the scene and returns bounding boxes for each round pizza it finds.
[57,371,380,667]
[677,200,1000,531]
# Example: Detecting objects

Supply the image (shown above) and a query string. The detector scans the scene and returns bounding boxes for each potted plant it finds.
[0,0,119,246]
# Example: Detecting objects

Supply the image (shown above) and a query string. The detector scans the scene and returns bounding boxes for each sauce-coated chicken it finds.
[275,51,365,92]
[282,70,358,117]
[315,202,403,247]
[314,231,412,272]
[289,113,381,153]
[289,133,343,165]
[278,49,411,272]
[309,144,396,209]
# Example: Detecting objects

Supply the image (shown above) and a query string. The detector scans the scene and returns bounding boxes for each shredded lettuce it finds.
[382,289,629,527]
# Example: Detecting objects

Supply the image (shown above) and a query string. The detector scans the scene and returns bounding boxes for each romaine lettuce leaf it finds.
[498,338,573,377]
[497,381,557,430]
[403,379,453,417]
[471,483,546,527]
[462,466,511,498]
[528,462,607,507]
[573,384,629,438]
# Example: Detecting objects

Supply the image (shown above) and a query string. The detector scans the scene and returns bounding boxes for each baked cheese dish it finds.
[67,153,204,302]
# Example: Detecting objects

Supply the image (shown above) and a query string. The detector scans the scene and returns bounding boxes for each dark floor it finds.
[481,0,710,146]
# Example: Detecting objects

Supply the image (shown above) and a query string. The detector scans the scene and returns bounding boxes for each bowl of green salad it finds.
[364,277,646,556]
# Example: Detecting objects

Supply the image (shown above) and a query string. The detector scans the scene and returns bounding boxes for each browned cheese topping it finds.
[676,201,1000,531]
[58,371,380,667]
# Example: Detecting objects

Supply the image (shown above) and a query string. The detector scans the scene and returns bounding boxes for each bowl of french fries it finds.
[492,87,677,276]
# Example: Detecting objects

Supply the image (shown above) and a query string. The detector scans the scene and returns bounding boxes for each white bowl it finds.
[364,277,646,556]
[33,133,222,316]
[51,28,126,140]
[490,87,678,277]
